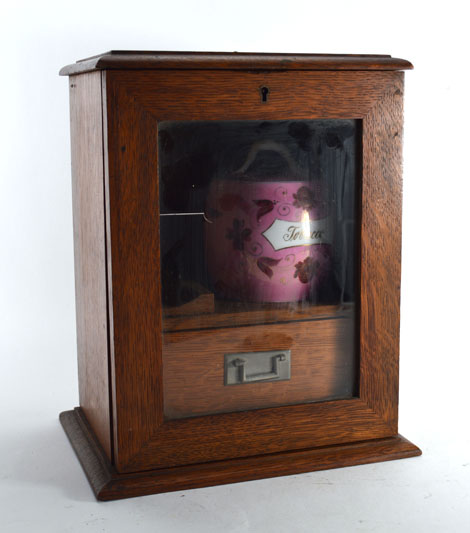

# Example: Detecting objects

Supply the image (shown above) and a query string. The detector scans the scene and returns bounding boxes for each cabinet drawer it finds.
[163,317,356,419]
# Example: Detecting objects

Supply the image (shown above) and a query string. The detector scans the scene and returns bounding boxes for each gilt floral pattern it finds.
[253,199,276,222]
[256,256,281,279]
[226,218,252,251]
[294,257,320,283]
[293,186,315,209]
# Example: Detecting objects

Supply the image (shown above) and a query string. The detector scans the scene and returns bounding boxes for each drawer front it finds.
[163,318,356,419]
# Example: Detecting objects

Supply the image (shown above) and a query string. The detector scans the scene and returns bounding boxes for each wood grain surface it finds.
[164,302,353,333]
[163,316,356,418]
[103,74,164,466]
[69,71,112,458]
[59,51,413,76]
[360,74,404,429]
[100,68,408,473]
[62,57,418,496]
[60,408,421,501]
[108,69,402,122]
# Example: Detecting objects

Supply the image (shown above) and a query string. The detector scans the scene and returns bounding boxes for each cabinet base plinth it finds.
[60,407,421,501]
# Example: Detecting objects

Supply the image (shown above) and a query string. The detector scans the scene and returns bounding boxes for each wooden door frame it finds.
[102,69,404,473]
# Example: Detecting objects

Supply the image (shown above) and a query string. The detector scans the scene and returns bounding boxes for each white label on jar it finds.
[262,216,331,251]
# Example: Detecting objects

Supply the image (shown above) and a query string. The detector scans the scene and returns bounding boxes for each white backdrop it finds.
[1,1,469,531]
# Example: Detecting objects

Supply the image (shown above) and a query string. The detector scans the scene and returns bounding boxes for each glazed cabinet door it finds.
[103,69,404,472]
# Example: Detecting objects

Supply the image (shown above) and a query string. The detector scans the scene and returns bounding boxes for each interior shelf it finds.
[163,298,354,333]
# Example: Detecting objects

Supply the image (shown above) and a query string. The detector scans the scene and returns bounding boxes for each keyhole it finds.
[260,86,269,103]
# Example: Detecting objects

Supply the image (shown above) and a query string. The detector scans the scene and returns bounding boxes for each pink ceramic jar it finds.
[205,142,332,303]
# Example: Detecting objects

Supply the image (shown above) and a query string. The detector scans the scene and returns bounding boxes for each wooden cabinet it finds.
[59,51,420,500]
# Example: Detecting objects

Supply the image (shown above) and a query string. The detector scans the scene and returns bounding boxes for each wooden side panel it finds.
[70,71,111,459]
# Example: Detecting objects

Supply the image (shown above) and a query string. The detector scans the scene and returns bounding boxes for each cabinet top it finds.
[59,51,413,76]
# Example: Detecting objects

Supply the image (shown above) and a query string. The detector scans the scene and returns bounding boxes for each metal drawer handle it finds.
[232,354,287,383]
[224,349,291,386]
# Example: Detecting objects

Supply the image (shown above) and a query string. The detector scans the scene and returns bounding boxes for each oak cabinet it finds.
[59,51,420,500]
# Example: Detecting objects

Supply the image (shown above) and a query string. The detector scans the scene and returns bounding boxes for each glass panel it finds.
[158,120,359,419]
